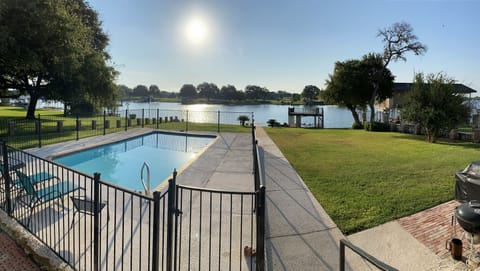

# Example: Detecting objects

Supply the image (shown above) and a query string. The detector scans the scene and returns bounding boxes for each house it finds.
[377,82,477,122]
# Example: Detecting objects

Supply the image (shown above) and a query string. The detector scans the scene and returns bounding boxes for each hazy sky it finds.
[89,0,480,93]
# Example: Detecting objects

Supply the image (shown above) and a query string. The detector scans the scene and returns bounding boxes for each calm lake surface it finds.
[119,102,354,128]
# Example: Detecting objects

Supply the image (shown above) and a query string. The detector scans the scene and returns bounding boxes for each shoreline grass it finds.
[265,128,480,234]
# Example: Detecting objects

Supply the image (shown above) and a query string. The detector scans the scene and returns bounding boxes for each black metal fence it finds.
[0,124,265,270]
[0,109,254,149]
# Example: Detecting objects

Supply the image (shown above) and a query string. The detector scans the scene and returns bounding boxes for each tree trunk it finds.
[347,105,362,127]
[369,102,375,124]
[26,94,39,119]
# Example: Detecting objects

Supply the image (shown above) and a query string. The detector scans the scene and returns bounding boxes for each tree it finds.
[219,85,238,100]
[119,85,133,97]
[323,60,370,127]
[197,82,219,101]
[132,85,149,96]
[378,22,428,67]
[179,84,197,98]
[372,22,427,123]
[360,53,394,123]
[401,73,470,143]
[149,85,161,95]
[292,93,301,102]
[237,115,250,126]
[0,0,117,118]
[245,85,269,100]
[302,85,320,105]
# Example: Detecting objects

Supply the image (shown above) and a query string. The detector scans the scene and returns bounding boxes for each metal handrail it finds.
[140,162,151,195]
[340,239,398,271]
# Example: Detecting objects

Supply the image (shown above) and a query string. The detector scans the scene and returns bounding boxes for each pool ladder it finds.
[140,162,151,195]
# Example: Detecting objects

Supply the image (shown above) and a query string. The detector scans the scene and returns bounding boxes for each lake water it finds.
[119,102,354,128]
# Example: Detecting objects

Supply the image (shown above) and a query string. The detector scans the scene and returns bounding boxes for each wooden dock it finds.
[288,107,324,128]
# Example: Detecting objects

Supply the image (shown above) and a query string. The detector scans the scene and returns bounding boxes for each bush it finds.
[267,119,281,127]
[129,114,136,119]
[351,122,364,129]
[364,121,390,132]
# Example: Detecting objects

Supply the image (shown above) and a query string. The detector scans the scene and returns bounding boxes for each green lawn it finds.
[265,128,480,234]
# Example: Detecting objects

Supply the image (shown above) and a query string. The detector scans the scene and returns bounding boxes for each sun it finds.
[184,16,209,45]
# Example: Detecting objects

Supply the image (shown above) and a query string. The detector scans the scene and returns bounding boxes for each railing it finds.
[140,162,151,196]
[0,141,162,270]
[0,121,266,270]
[0,109,254,149]
[339,239,398,271]
[252,121,266,270]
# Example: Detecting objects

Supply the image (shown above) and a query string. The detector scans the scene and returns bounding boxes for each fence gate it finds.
[171,184,257,271]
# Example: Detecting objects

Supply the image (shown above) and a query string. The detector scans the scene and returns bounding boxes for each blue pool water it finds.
[53,132,215,191]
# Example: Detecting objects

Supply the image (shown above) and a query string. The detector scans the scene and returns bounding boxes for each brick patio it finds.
[398,200,474,260]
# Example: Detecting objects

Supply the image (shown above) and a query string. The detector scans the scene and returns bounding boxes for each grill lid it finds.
[456,200,480,233]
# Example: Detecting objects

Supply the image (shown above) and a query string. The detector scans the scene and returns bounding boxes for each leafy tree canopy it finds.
[197,82,219,101]
[0,0,117,118]
[402,73,470,143]
[245,85,269,100]
[323,59,368,127]
[301,85,320,105]
[179,84,197,98]
[323,56,394,127]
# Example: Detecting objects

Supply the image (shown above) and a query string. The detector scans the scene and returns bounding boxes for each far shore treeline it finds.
[118,83,323,106]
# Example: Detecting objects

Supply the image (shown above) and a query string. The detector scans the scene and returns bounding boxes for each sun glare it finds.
[184,17,209,45]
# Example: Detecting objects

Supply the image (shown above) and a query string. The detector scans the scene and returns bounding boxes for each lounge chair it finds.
[1,166,56,209]
[11,171,56,187]
[14,169,80,226]
[0,161,27,208]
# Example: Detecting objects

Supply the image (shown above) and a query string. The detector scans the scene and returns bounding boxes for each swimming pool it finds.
[53,132,215,191]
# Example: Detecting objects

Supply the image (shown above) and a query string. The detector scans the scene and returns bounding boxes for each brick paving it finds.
[0,229,40,271]
[398,200,473,259]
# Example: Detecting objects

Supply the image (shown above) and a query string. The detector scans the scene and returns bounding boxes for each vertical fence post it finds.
[256,186,266,271]
[217,110,220,133]
[152,191,161,271]
[37,114,42,148]
[93,173,101,271]
[142,109,145,128]
[103,110,106,136]
[339,240,346,271]
[156,109,159,129]
[125,110,128,131]
[166,171,177,271]
[186,110,189,133]
[1,141,12,215]
[321,108,324,129]
[252,123,257,180]
[76,114,79,141]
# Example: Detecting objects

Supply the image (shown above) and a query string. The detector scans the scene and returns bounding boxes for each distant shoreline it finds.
[122,97,324,106]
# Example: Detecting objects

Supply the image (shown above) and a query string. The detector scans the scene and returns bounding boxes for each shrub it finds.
[352,122,364,129]
[267,119,281,127]
[129,114,136,119]
[364,122,390,132]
